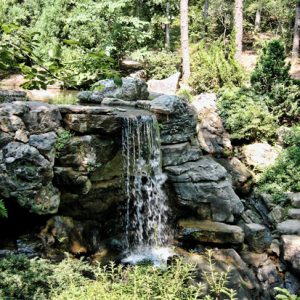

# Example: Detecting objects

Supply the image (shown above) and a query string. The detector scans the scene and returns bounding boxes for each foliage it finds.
[250,40,291,93]
[274,287,300,300]
[0,253,241,300]
[268,83,300,124]
[55,129,73,157]
[217,87,278,142]
[0,199,7,218]
[131,49,180,80]
[177,88,193,102]
[49,94,78,105]
[203,249,237,300]
[258,125,300,203]
[189,38,245,93]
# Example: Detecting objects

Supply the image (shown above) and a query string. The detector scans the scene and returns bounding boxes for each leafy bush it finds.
[268,83,300,124]
[258,125,300,203]
[0,253,238,300]
[217,87,278,142]
[0,199,7,218]
[274,287,300,300]
[250,40,290,94]
[131,49,180,80]
[189,39,245,93]
[55,129,74,157]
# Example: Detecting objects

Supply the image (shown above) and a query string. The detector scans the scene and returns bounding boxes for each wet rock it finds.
[23,102,61,134]
[243,143,280,170]
[179,220,244,244]
[165,156,244,222]
[101,98,137,107]
[64,114,121,135]
[284,272,300,295]
[149,95,183,115]
[147,72,180,95]
[40,216,88,255]
[58,104,113,115]
[54,167,92,194]
[161,142,202,167]
[0,101,28,116]
[78,77,149,103]
[192,94,232,155]
[277,220,300,235]
[215,157,253,194]
[0,115,25,133]
[281,235,300,274]
[244,223,272,253]
[288,209,300,220]
[257,259,283,290]
[0,132,13,147]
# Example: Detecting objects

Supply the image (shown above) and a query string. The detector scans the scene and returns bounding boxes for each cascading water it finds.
[121,115,172,266]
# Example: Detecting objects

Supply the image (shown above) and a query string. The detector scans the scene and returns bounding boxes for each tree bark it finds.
[180,0,190,83]
[203,0,209,34]
[165,1,171,49]
[234,0,243,62]
[292,2,300,64]
[254,8,261,32]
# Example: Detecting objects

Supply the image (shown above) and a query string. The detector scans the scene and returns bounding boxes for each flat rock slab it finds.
[281,235,300,273]
[179,220,244,244]
[288,209,300,220]
[277,220,300,235]
[58,105,114,115]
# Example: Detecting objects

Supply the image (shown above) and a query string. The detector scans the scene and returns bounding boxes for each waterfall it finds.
[121,115,172,265]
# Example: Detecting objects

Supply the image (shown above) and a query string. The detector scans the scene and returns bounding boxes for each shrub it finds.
[258,125,300,203]
[131,49,180,80]
[217,87,278,142]
[189,39,245,94]
[54,129,74,157]
[250,40,290,94]
[268,83,300,124]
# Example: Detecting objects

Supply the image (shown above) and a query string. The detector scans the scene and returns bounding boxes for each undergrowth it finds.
[0,251,237,300]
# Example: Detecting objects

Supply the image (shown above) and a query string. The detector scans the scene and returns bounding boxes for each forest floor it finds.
[241,50,300,79]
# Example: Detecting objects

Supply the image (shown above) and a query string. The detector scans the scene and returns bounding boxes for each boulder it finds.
[0,142,59,214]
[165,156,244,222]
[288,209,300,220]
[243,143,280,170]
[192,94,232,155]
[215,157,253,194]
[268,206,285,225]
[147,72,180,95]
[78,77,149,103]
[64,114,121,135]
[161,142,202,167]
[281,235,300,274]
[179,220,245,244]
[148,95,197,144]
[0,90,27,103]
[23,102,62,134]
[287,192,300,208]
[244,223,272,253]
[277,220,300,235]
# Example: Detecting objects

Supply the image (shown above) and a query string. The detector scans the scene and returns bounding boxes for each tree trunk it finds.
[203,0,209,34]
[292,2,300,65]
[234,0,243,62]
[180,0,190,83]
[254,8,261,32]
[165,1,171,49]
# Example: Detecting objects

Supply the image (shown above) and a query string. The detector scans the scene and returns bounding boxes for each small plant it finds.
[0,199,7,218]
[274,287,300,300]
[177,89,193,102]
[203,249,237,300]
[55,129,74,157]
